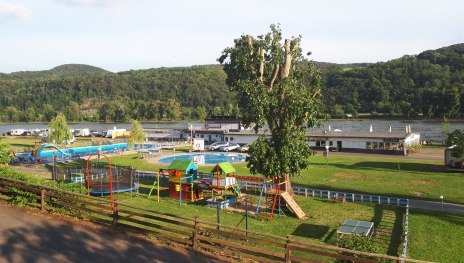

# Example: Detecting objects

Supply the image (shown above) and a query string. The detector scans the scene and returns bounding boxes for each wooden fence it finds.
[0,176,426,263]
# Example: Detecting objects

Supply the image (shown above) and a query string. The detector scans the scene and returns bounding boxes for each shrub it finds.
[336,235,388,263]
[0,167,89,216]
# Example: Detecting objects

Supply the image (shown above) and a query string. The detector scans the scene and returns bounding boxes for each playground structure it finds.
[204,162,243,209]
[165,160,200,204]
[255,177,307,220]
[157,161,243,208]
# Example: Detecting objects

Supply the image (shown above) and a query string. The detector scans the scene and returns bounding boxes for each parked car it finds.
[219,143,240,152]
[238,144,250,153]
[20,131,32,136]
[208,142,229,151]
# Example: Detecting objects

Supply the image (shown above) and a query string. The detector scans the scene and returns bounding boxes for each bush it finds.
[0,167,89,216]
[336,235,388,263]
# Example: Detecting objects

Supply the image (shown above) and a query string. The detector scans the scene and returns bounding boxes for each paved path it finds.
[0,203,223,263]
[409,199,464,214]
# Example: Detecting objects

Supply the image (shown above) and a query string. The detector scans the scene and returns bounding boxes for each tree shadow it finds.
[292,223,330,240]
[0,209,219,263]
[370,205,403,256]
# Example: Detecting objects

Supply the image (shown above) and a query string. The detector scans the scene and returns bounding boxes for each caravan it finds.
[105,128,128,139]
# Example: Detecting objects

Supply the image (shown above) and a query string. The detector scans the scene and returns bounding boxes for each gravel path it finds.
[0,203,223,263]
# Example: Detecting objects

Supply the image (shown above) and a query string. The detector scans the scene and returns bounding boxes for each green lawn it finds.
[116,178,404,257]
[103,152,464,204]
[408,209,464,262]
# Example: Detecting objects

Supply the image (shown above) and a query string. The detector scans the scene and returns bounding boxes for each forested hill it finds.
[0,44,463,123]
[323,43,464,119]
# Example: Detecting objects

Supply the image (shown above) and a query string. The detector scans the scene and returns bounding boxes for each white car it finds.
[208,142,229,151]
[219,143,240,152]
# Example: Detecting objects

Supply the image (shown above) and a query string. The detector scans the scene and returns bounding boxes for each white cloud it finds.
[0,2,31,21]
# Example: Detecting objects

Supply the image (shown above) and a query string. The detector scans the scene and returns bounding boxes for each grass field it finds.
[408,209,464,262]
[106,152,464,204]
[116,177,404,257]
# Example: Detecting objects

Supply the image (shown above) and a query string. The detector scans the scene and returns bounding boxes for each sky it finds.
[0,0,463,73]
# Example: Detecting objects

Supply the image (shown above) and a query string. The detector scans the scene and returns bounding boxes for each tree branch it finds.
[269,64,279,91]
[280,39,292,80]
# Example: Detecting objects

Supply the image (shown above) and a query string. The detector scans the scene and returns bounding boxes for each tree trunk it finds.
[259,47,265,82]
[280,39,292,79]
[284,173,294,196]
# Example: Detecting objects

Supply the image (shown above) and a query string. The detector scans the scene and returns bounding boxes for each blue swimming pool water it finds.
[158,153,246,165]
[38,143,128,158]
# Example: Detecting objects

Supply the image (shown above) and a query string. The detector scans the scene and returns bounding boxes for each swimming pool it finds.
[158,153,246,165]
[37,143,128,158]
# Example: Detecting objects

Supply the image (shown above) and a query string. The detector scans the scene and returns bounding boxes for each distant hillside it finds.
[0,44,463,123]
[49,64,110,74]
[6,64,110,79]
[323,43,464,119]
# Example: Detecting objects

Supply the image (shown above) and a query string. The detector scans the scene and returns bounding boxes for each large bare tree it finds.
[218,25,324,190]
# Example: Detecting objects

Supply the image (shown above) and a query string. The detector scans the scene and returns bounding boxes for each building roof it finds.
[211,162,236,174]
[168,160,194,170]
[224,130,417,140]
[205,115,241,123]
[306,131,416,139]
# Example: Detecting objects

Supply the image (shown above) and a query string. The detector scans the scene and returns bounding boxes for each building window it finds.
[215,134,218,137]
[225,137,229,142]
[372,142,378,149]
[200,135,204,138]
[329,141,333,146]
[230,137,234,141]
[379,142,384,149]
[316,141,321,147]
[366,142,372,149]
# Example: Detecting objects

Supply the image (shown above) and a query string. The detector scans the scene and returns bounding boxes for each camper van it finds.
[74,128,90,137]
[10,129,26,136]
[105,128,127,139]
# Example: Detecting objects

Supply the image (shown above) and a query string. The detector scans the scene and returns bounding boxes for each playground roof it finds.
[168,160,194,171]
[337,219,374,237]
[212,162,236,174]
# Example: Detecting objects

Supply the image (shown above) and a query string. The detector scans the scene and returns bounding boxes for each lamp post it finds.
[52,150,56,181]
[440,195,444,211]
[325,145,329,165]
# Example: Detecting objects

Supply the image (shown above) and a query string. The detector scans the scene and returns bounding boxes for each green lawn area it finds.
[116,177,404,257]
[103,151,464,204]
[408,209,464,262]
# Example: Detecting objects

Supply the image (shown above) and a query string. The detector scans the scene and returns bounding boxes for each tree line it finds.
[0,44,463,123]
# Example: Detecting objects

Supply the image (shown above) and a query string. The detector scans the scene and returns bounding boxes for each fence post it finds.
[327,191,331,200]
[40,189,46,211]
[112,202,119,225]
[305,188,307,197]
[312,190,315,197]
[352,193,355,202]
[193,217,199,249]
[285,235,291,263]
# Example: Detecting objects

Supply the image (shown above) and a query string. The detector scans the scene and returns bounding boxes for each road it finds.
[409,199,464,214]
[0,203,223,263]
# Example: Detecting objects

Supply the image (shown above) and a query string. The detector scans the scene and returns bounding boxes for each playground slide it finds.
[280,192,307,219]
[36,143,69,158]
[226,184,242,197]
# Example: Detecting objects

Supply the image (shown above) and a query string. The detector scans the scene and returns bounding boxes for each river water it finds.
[1,120,464,143]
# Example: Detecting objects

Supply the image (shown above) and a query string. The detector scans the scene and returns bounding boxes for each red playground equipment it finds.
[165,160,200,205]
